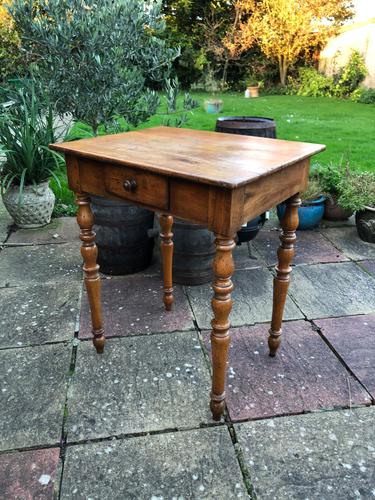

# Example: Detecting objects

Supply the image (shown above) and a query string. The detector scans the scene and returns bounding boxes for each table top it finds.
[51,126,325,189]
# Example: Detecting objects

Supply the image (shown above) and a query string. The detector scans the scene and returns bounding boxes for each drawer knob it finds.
[123,179,137,192]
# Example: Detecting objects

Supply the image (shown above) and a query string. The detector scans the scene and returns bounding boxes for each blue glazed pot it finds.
[277,196,326,230]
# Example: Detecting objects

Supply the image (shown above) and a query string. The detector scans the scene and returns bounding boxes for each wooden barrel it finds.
[215,116,276,138]
[91,196,154,275]
[172,219,216,285]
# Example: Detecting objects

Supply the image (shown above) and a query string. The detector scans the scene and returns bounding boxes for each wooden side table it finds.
[51,127,324,420]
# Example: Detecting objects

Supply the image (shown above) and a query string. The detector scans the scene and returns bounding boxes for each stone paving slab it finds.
[236,406,375,500]
[0,448,60,499]
[0,243,82,288]
[253,229,348,266]
[187,268,303,330]
[315,314,375,397]
[290,262,375,319]
[0,198,12,244]
[360,259,375,277]
[233,242,267,270]
[0,282,80,349]
[61,427,248,499]
[7,217,78,245]
[67,332,211,441]
[321,227,375,261]
[80,274,194,339]
[0,344,71,451]
[203,321,371,421]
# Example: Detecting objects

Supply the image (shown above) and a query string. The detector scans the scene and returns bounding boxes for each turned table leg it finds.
[210,235,236,421]
[76,193,105,353]
[269,194,301,357]
[160,214,174,311]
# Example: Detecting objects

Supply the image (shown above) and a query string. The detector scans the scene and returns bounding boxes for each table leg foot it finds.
[269,194,300,357]
[160,214,174,311]
[210,235,235,421]
[76,193,105,353]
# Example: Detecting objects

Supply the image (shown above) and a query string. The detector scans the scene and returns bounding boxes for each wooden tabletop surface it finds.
[51,126,325,189]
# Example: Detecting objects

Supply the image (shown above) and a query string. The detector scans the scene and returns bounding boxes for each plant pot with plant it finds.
[203,68,223,114]
[314,161,353,221]
[0,83,62,228]
[277,177,325,230]
[337,171,375,243]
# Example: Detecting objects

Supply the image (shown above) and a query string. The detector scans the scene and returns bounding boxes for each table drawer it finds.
[104,165,169,210]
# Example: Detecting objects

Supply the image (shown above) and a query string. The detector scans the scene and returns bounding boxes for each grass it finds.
[55,93,375,212]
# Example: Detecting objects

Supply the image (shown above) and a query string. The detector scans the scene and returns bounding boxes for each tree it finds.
[162,0,234,87]
[225,0,354,85]
[9,0,180,134]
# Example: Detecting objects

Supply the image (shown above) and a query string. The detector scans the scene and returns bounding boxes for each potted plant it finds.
[0,84,63,228]
[246,79,262,98]
[337,171,375,243]
[314,161,353,221]
[277,177,325,230]
[204,69,223,114]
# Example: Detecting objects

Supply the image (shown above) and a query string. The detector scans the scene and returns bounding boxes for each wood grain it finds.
[76,193,105,353]
[210,235,236,420]
[50,127,325,189]
[269,194,301,357]
[160,214,174,311]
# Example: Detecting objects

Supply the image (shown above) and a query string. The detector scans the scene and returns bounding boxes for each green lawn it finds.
[140,93,375,172]
[55,93,375,212]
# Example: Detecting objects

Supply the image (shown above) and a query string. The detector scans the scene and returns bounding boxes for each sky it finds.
[352,0,375,21]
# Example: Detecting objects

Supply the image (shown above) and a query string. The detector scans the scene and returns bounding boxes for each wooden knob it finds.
[123,179,137,192]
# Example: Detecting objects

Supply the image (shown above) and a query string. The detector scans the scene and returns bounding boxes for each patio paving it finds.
[62,427,248,499]
[0,448,60,499]
[0,213,374,498]
[203,321,371,421]
[236,406,375,500]
[0,343,71,451]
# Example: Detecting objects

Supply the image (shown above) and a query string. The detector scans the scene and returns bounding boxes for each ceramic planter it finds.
[204,99,223,114]
[277,196,325,230]
[323,195,353,221]
[355,206,375,243]
[2,181,55,228]
[248,86,259,98]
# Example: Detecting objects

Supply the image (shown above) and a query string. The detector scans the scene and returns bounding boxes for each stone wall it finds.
[319,22,375,88]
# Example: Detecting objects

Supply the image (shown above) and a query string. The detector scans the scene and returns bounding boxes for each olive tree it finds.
[9,0,180,134]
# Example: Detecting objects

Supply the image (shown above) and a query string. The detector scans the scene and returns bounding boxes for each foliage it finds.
[289,67,335,97]
[289,52,367,99]
[0,0,23,83]
[162,0,235,87]
[313,160,350,195]
[333,50,367,97]
[301,177,323,202]
[0,82,63,202]
[358,88,375,105]
[10,0,180,134]
[337,172,375,211]
[225,0,354,85]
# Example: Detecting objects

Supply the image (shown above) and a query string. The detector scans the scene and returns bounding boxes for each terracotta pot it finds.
[248,86,259,98]
[323,195,353,221]
[355,206,375,243]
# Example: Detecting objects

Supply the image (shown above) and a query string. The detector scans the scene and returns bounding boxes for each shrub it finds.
[301,177,323,202]
[289,67,334,97]
[338,172,375,212]
[334,50,367,97]
[358,88,375,104]
[9,0,180,134]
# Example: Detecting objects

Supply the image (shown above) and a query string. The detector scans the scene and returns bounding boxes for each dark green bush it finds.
[358,88,375,104]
